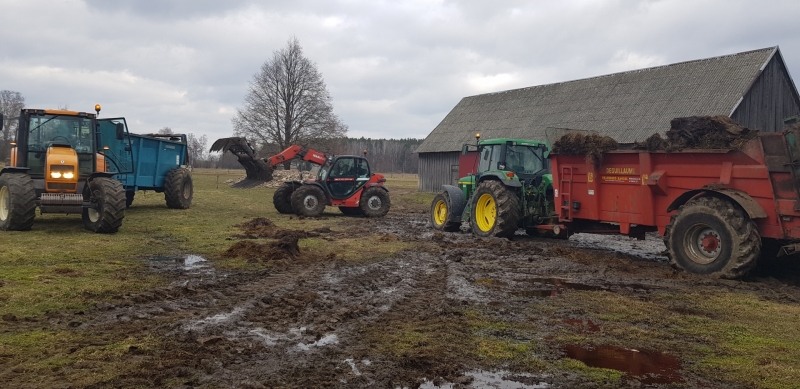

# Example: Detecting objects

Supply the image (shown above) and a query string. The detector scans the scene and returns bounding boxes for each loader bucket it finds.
[210,137,274,185]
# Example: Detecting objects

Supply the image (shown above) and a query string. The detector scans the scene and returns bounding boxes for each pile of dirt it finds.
[634,116,758,151]
[226,169,312,188]
[551,133,618,165]
[233,217,322,239]
[223,234,302,262]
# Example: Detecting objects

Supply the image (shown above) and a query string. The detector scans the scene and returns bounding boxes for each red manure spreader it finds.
[551,119,800,278]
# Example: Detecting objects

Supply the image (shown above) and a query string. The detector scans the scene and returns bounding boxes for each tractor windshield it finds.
[505,145,546,175]
[28,115,93,153]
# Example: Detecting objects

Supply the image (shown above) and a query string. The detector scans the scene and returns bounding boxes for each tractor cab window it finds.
[478,144,502,173]
[27,115,94,176]
[506,145,546,175]
[327,157,361,198]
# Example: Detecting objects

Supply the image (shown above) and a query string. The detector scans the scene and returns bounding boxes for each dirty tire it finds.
[339,206,363,216]
[665,196,760,279]
[360,187,390,218]
[125,191,135,208]
[291,185,327,217]
[82,177,126,233]
[164,168,193,209]
[430,193,461,232]
[273,182,299,214]
[470,180,520,239]
[0,173,36,231]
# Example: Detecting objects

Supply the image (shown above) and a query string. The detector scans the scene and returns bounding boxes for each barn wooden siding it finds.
[418,152,460,192]
[731,54,800,132]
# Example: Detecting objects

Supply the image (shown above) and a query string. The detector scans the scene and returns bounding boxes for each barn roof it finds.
[417,47,782,153]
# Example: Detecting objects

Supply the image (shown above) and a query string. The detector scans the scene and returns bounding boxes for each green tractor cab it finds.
[430,137,563,239]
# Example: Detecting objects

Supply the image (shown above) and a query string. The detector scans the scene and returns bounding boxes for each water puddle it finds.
[418,370,549,388]
[296,333,339,351]
[148,254,211,273]
[562,345,681,384]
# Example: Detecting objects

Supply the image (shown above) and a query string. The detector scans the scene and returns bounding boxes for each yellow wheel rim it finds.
[475,193,496,232]
[433,199,448,226]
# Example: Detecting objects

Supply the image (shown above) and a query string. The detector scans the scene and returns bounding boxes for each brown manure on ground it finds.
[223,233,302,262]
[634,116,758,151]
[551,133,618,165]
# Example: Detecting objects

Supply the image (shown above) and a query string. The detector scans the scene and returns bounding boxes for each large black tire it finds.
[125,191,135,208]
[273,182,299,214]
[665,196,760,279]
[339,206,364,216]
[291,185,327,217]
[82,177,126,233]
[470,180,520,239]
[360,187,391,218]
[0,173,36,231]
[430,193,461,232]
[164,168,193,209]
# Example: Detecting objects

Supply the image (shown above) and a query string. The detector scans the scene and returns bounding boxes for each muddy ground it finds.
[5,202,800,388]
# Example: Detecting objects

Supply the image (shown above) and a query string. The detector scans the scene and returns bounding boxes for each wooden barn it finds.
[415,46,800,192]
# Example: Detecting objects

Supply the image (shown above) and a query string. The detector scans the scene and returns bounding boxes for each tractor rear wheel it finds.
[164,168,193,209]
[273,182,299,214]
[82,177,126,233]
[360,187,390,218]
[430,193,461,232]
[0,173,36,231]
[291,185,327,217]
[665,196,760,279]
[339,206,364,216]
[470,180,520,239]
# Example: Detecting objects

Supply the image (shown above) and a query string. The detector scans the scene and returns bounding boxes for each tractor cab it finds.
[459,138,550,201]
[0,107,133,233]
[316,156,372,199]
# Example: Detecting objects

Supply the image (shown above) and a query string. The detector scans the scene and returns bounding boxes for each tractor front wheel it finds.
[291,185,327,217]
[0,173,36,231]
[273,182,299,214]
[164,168,193,209]
[82,177,126,233]
[430,193,461,232]
[360,187,390,218]
[470,180,520,239]
[665,196,760,279]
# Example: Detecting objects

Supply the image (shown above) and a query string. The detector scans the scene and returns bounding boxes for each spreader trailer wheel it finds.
[665,196,760,279]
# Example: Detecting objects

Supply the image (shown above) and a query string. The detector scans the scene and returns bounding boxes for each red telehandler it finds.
[210,137,390,218]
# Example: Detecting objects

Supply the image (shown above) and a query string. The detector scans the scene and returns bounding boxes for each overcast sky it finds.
[2,0,799,144]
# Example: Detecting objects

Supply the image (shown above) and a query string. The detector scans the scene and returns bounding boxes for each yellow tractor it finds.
[0,105,131,233]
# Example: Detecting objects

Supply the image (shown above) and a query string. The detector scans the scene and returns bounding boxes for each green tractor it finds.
[430,136,563,239]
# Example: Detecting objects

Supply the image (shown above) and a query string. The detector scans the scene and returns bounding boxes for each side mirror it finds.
[115,123,125,140]
[461,144,468,155]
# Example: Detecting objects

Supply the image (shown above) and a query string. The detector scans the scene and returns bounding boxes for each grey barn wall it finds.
[732,55,800,132]
[418,152,460,192]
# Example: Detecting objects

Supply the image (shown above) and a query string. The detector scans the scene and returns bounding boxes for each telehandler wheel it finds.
[470,180,520,239]
[82,177,126,233]
[125,191,135,208]
[291,185,327,217]
[164,168,193,209]
[430,193,461,232]
[665,196,760,279]
[273,182,299,214]
[0,173,36,231]
[360,187,391,218]
[339,206,364,216]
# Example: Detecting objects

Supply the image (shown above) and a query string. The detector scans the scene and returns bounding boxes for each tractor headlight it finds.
[63,172,74,179]
[50,171,62,179]
[50,167,75,179]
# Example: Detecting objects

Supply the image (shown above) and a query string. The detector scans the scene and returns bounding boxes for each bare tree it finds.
[232,36,347,167]
[158,127,174,135]
[187,133,207,167]
[0,90,25,162]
